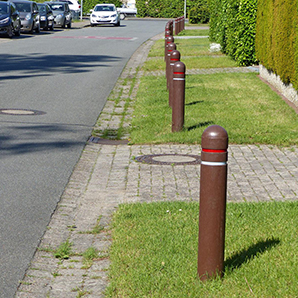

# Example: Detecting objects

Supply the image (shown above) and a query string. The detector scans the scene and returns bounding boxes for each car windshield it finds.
[49,4,64,11]
[0,3,9,14]
[94,5,114,12]
[14,2,31,12]
[37,4,46,13]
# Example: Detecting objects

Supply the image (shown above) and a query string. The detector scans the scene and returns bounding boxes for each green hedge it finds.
[255,0,298,88]
[208,0,257,66]
[136,0,209,23]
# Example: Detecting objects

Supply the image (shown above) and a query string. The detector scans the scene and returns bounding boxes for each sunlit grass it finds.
[130,72,298,145]
[106,201,298,297]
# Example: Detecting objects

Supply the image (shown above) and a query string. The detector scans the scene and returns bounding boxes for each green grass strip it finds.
[106,201,298,297]
[130,72,298,146]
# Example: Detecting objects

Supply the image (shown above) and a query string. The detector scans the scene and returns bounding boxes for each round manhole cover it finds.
[0,109,46,116]
[134,154,201,165]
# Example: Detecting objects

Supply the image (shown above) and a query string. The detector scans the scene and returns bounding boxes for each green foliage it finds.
[136,0,209,23]
[256,0,298,89]
[54,240,73,259]
[208,0,257,66]
[188,0,210,24]
[83,0,122,15]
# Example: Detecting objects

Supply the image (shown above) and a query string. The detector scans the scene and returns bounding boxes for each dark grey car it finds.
[37,3,54,30]
[46,1,72,28]
[11,0,40,33]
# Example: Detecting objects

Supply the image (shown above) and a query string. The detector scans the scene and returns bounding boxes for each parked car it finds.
[90,3,120,27]
[37,3,54,30]
[0,1,21,38]
[46,1,72,28]
[117,4,137,20]
[11,0,40,33]
[59,0,80,13]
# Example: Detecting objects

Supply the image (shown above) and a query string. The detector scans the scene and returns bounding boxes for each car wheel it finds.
[35,23,40,33]
[67,21,71,29]
[115,20,120,26]
[14,23,21,36]
[120,13,125,20]
[62,20,66,28]
[7,25,13,38]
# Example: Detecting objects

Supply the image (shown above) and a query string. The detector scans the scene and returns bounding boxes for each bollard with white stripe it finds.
[169,49,180,107]
[164,29,171,61]
[167,42,176,90]
[172,61,185,132]
[197,125,228,281]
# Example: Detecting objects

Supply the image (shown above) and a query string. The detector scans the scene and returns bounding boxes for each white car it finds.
[90,4,120,26]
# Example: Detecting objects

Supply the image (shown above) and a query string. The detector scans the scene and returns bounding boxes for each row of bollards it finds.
[164,23,186,133]
[164,21,229,283]
[175,16,185,35]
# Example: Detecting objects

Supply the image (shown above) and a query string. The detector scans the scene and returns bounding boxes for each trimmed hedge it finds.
[255,0,298,89]
[136,0,210,23]
[208,0,257,66]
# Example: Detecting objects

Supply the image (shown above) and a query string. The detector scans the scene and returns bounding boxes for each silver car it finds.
[46,1,72,28]
[12,0,40,33]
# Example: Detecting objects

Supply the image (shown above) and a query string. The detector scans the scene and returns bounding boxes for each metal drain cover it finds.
[0,109,46,116]
[135,154,201,165]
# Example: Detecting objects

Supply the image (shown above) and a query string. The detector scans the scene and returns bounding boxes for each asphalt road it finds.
[0,19,166,297]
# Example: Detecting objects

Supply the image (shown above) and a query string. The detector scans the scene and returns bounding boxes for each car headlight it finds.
[48,16,54,20]
[40,16,46,21]
[111,14,116,17]
[25,13,32,21]
[91,14,96,18]
[56,14,63,19]
[0,17,10,24]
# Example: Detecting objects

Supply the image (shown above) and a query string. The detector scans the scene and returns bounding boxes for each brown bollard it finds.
[169,19,173,36]
[197,125,228,281]
[172,61,185,132]
[174,18,178,35]
[164,29,171,61]
[169,50,180,107]
[179,17,182,34]
[165,35,174,87]
[167,42,176,90]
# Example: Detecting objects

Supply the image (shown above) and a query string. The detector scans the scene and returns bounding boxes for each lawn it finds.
[106,201,298,297]
[130,28,298,146]
[130,72,298,146]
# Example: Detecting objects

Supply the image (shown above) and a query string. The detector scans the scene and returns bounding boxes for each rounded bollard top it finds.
[171,50,180,61]
[173,61,185,74]
[168,42,176,52]
[167,35,174,43]
[201,125,228,150]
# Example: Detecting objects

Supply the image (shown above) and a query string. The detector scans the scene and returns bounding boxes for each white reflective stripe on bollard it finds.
[201,161,227,166]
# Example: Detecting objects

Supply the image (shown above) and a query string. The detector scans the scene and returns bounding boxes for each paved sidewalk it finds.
[15,26,298,298]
